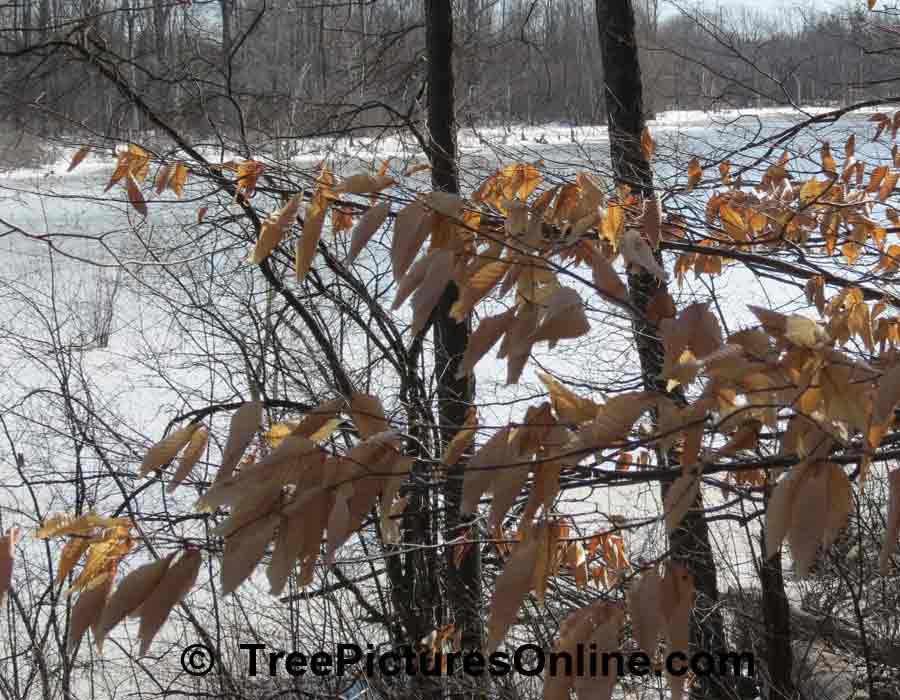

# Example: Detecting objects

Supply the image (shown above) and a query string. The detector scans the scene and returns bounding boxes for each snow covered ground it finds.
[0,104,890,695]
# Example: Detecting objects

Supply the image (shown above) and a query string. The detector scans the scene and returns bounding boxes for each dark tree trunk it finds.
[760,521,796,699]
[424,0,483,681]
[594,2,731,697]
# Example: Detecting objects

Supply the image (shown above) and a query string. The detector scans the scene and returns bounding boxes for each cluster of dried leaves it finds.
[44,127,900,671]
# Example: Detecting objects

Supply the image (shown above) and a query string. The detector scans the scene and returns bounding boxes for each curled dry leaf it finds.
[485,531,540,654]
[620,229,667,282]
[168,163,188,198]
[0,527,21,606]
[767,462,852,576]
[345,201,390,265]
[411,249,455,335]
[661,564,694,700]
[686,157,702,192]
[748,305,828,349]
[215,400,263,484]
[424,191,465,220]
[251,194,302,264]
[349,392,389,439]
[530,286,590,348]
[392,253,431,310]
[764,464,805,558]
[56,537,91,585]
[641,127,656,162]
[252,434,321,471]
[562,392,655,465]
[381,494,410,546]
[627,568,663,654]
[544,602,622,700]
[140,423,202,477]
[589,246,628,302]
[567,540,588,588]
[456,307,516,379]
[870,364,900,449]
[296,189,328,281]
[441,407,478,467]
[221,511,280,596]
[879,468,900,575]
[137,550,202,655]
[125,175,147,217]
[38,512,132,539]
[663,468,700,534]
[335,173,394,194]
[537,371,601,424]
[68,146,90,172]
[573,606,625,700]
[154,164,171,195]
[461,427,514,514]
[167,427,208,494]
[95,554,174,650]
[291,397,344,441]
[391,200,428,281]
[506,308,541,385]
[641,195,662,249]
[488,460,531,530]
[68,564,115,653]
[269,487,333,594]
[450,260,509,321]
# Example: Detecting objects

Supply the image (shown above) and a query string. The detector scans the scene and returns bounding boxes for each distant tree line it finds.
[1,0,900,146]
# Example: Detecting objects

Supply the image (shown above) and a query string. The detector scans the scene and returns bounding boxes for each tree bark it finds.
[593,2,730,697]
[424,0,483,683]
[759,530,796,699]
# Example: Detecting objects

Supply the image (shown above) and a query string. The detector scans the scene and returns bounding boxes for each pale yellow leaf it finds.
[167,427,208,494]
[140,423,201,477]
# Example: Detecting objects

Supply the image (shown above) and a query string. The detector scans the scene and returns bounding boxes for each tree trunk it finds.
[424,0,483,685]
[759,526,796,699]
[593,2,730,697]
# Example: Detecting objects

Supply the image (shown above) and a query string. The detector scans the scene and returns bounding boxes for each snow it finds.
[0,104,879,696]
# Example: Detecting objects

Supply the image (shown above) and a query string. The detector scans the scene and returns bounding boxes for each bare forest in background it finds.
[3,0,900,157]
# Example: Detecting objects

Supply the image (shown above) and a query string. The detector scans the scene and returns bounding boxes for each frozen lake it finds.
[0,105,894,696]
